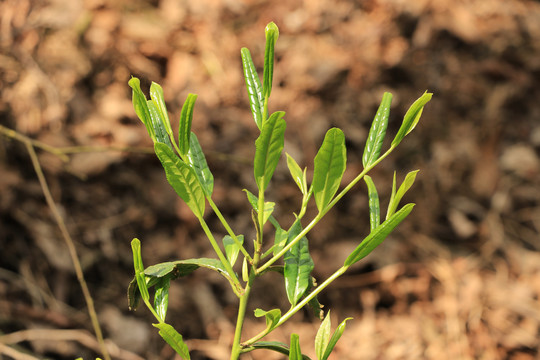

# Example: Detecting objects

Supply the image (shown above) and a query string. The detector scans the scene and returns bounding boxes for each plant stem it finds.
[230,272,254,360]
[207,197,252,262]
[25,143,111,360]
[198,218,243,296]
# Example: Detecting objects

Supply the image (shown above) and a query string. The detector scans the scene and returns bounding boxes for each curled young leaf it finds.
[315,311,331,360]
[263,22,279,99]
[128,77,155,141]
[254,308,282,332]
[289,333,302,360]
[322,317,353,360]
[286,153,307,195]
[364,175,380,231]
[153,277,170,322]
[178,94,198,156]
[391,91,432,147]
[149,81,174,140]
[386,170,419,220]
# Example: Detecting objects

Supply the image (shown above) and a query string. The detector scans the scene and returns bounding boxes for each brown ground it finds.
[1,0,540,359]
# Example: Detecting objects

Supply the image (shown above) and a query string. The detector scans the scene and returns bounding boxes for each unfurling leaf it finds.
[178,94,198,155]
[386,170,419,219]
[322,317,353,360]
[254,308,281,332]
[289,333,302,360]
[364,175,380,231]
[391,92,432,147]
[263,22,279,99]
[286,153,307,194]
[315,311,331,360]
[223,234,244,267]
[128,77,155,142]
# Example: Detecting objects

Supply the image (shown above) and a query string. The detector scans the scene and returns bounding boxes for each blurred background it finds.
[1,0,539,359]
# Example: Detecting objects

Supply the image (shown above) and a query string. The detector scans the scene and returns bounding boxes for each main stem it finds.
[230,273,254,360]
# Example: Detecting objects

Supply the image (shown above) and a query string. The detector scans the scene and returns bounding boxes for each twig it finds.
[0,343,40,360]
[0,329,144,360]
[24,141,111,360]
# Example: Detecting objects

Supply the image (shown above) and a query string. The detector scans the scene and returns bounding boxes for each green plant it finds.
[127,22,431,360]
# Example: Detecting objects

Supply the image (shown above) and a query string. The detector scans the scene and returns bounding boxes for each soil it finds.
[1,0,539,359]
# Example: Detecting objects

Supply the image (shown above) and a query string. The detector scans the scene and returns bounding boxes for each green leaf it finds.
[147,100,173,148]
[178,93,198,156]
[364,175,380,231]
[154,142,205,218]
[249,342,312,360]
[312,128,347,212]
[254,308,281,332]
[391,92,432,147]
[254,111,286,191]
[284,220,314,306]
[322,317,352,360]
[315,311,332,360]
[362,92,392,168]
[149,81,174,140]
[273,226,288,256]
[243,189,277,226]
[263,22,279,98]
[286,153,307,194]
[386,170,419,219]
[128,258,237,311]
[344,203,415,266]
[153,277,170,322]
[241,47,264,130]
[131,238,150,303]
[223,234,244,267]
[186,132,214,196]
[289,333,302,360]
[128,77,155,141]
[153,323,190,359]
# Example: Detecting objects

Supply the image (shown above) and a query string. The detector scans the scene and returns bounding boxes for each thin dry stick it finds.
[0,343,40,360]
[0,329,144,360]
[24,141,111,360]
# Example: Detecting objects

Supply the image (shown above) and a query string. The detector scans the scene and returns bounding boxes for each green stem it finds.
[243,265,349,347]
[230,269,255,359]
[257,146,397,274]
[207,197,252,263]
[198,218,243,296]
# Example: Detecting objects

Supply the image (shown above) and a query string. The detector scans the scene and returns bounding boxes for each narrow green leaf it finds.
[223,234,244,267]
[364,175,380,231]
[128,77,155,141]
[289,333,302,360]
[153,323,190,359]
[273,226,288,256]
[386,170,419,219]
[131,238,150,302]
[254,308,282,332]
[154,142,205,218]
[286,153,307,194]
[149,81,174,139]
[254,111,286,191]
[312,128,347,212]
[344,203,415,266]
[242,256,249,282]
[322,317,353,360]
[186,132,214,196]
[263,22,279,98]
[315,311,332,360]
[284,220,314,306]
[362,92,392,168]
[178,94,198,155]
[243,189,277,226]
[391,92,432,147]
[153,277,170,322]
[241,47,264,130]
[147,100,173,148]
[249,342,312,359]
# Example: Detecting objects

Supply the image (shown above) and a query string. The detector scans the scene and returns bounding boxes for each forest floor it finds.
[1,0,540,359]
